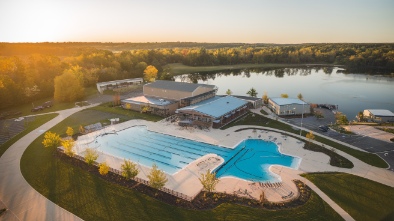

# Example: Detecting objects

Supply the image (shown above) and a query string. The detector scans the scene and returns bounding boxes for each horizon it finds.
[2,41,394,44]
[1,0,394,43]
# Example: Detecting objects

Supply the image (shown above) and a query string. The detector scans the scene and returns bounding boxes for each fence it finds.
[60,147,197,202]
[111,168,195,201]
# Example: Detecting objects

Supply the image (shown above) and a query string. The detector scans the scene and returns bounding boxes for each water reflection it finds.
[175,67,394,118]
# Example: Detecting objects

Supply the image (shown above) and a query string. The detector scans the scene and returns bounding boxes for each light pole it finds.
[300,103,304,136]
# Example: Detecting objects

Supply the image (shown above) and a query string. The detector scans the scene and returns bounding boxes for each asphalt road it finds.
[286,108,394,171]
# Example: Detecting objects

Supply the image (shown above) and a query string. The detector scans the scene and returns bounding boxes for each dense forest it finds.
[0,42,393,110]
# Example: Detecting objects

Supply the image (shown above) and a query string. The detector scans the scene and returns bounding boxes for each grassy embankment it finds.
[302,173,394,221]
[166,63,335,75]
[21,105,342,221]
[223,113,388,168]
[0,113,58,157]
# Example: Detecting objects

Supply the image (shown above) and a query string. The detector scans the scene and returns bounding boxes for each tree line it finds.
[1,43,393,110]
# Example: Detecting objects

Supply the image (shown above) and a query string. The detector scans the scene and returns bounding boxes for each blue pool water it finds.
[90,126,300,182]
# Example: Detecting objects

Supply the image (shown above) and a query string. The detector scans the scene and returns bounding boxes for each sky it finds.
[1,0,393,43]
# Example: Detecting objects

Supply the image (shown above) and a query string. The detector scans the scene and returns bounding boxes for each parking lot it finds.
[286,108,394,171]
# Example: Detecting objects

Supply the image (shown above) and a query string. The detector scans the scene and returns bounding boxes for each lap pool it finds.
[88,126,300,182]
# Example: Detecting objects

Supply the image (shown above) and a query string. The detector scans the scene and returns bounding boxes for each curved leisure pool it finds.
[88,126,300,182]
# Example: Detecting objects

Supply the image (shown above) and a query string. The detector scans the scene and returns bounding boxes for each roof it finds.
[230,95,262,101]
[122,96,175,106]
[96,78,142,86]
[177,96,248,119]
[365,109,394,117]
[144,80,216,92]
[269,97,307,106]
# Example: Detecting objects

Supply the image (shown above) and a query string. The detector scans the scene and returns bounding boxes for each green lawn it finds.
[166,63,328,75]
[302,173,394,221]
[20,108,343,221]
[224,113,388,168]
[47,105,162,137]
[0,113,58,157]
[0,86,98,117]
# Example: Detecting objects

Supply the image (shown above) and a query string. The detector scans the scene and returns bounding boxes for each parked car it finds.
[42,101,53,108]
[31,106,44,112]
[318,125,329,132]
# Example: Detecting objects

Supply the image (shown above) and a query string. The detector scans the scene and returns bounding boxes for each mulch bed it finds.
[55,151,311,210]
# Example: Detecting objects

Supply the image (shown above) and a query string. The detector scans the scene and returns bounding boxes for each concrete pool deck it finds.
[76,120,306,201]
[2,107,393,221]
[75,117,394,207]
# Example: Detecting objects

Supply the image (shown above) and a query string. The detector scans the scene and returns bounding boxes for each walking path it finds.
[0,105,97,221]
[1,104,392,221]
[247,108,394,220]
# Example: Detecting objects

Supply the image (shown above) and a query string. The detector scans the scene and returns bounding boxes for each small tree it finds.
[297,93,303,100]
[79,125,85,134]
[54,69,85,102]
[84,148,99,166]
[121,159,139,180]
[66,126,74,137]
[305,131,315,145]
[61,139,75,157]
[262,91,269,104]
[99,161,110,175]
[357,111,364,122]
[42,131,61,148]
[113,93,121,106]
[246,87,258,97]
[143,65,158,82]
[199,169,219,197]
[141,105,151,113]
[147,164,168,191]
[226,89,232,95]
[281,93,289,98]
[335,112,349,125]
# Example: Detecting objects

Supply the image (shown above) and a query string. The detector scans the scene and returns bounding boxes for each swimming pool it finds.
[88,126,300,182]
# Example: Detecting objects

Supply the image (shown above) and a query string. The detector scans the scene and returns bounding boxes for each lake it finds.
[175,67,394,119]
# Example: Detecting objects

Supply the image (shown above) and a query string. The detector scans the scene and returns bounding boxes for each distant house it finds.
[363,109,394,123]
[96,78,143,94]
[121,80,217,116]
[176,96,249,129]
[268,97,310,116]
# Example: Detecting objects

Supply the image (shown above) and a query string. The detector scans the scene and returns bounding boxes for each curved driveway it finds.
[0,106,94,221]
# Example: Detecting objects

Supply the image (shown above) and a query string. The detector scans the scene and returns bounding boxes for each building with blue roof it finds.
[120,80,258,127]
[269,97,310,116]
[176,96,249,128]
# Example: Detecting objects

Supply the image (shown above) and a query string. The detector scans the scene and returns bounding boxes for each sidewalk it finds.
[0,105,97,221]
[252,107,394,186]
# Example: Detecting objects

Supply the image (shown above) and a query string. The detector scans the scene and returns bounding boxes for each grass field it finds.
[302,173,394,221]
[165,63,328,75]
[0,86,98,117]
[223,113,388,168]
[0,113,58,157]
[20,112,343,221]
[49,104,162,137]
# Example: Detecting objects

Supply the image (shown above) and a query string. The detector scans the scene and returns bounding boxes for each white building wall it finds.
[268,99,310,116]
